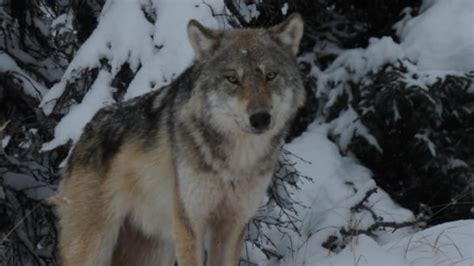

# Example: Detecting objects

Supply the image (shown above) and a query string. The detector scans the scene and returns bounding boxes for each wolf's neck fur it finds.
[176,112,282,180]
[226,129,281,177]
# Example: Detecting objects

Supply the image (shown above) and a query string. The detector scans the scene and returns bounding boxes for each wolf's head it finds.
[187,14,305,136]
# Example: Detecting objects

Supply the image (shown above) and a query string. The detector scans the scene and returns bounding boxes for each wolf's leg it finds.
[110,219,176,266]
[58,176,124,266]
[112,239,175,266]
[59,208,122,266]
[227,227,245,265]
[208,220,246,266]
[173,198,204,266]
[146,238,175,266]
[155,241,176,266]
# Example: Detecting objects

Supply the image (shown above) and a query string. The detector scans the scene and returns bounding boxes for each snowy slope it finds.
[321,220,474,266]
[253,122,473,265]
[278,0,474,264]
[397,0,474,71]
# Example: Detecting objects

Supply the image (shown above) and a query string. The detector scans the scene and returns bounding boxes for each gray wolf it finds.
[56,13,305,266]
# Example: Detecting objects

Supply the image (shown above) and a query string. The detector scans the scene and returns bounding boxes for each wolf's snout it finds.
[249,112,271,132]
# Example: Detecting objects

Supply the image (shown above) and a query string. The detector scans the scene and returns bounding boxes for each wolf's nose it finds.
[249,112,271,132]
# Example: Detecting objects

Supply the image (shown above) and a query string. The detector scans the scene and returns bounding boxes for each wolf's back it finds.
[64,65,200,176]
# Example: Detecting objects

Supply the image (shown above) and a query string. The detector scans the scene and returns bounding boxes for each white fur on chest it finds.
[223,132,275,180]
[177,159,272,230]
[177,161,222,232]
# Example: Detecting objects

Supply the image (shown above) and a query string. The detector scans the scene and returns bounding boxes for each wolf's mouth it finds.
[251,128,267,135]
[234,119,273,135]
[234,119,254,134]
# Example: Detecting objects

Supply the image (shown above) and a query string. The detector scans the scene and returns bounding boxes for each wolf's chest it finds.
[224,134,278,177]
[177,159,272,224]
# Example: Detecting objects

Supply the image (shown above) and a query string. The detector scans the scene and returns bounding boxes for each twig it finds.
[341,220,423,238]
[0,120,10,133]
[0,200,44,244]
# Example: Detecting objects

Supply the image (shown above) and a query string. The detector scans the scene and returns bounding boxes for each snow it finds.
[42,70,116,151]
[241,121,474,265]
[316,36,406,110]
[237,1,260,22]
[415,132,437,157]
[246,122,417,265]
[326,107,382,153]
[321,235,407,266]
[50,10,74,38]
[385,220,474,266]
[322,37,405,87]
[1,135,11,149]
[281,3,289,15]
[468,83,474,94]
[397,0,474,72]
[0,52,48,99]
[246,0,474,263]
[126,0,225,99]
[447,158,469,169]
[319,220,474,266]
[40,0,156,114]
[314,0,474,156]
[318,0,474,101]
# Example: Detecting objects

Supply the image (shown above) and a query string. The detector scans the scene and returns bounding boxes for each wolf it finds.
[56,13,305,266]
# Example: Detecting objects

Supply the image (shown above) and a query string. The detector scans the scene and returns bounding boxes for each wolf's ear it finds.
[270,13,304,56]
[187,20,220,61]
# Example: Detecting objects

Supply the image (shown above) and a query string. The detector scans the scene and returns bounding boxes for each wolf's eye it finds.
[266,72,278,81]
[226,75,239,84]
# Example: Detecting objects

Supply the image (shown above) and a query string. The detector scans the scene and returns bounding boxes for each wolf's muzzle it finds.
[249,112,271,133]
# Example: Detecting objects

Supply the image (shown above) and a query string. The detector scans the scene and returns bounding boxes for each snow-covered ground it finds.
[263,0,474,264]
[251,123,474,265]
[321,220,474,266]
[31,0,474,265]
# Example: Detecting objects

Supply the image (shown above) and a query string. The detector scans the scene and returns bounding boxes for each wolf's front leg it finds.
[59,207,122,266]
[207,219,246,266]
[173,197,205,266]
[228,227,246,265]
